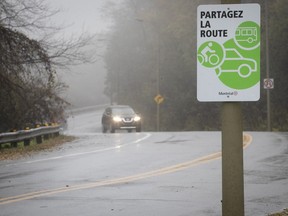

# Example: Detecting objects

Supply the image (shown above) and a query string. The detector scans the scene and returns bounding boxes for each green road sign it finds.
[197,4,260,102]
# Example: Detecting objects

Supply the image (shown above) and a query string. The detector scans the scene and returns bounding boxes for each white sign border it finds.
[197,3,261,102]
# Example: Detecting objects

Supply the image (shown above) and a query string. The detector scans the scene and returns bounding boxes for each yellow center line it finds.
[0,133,252,205]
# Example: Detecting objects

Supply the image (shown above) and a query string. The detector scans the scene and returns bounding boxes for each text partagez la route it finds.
[200,10,244,19]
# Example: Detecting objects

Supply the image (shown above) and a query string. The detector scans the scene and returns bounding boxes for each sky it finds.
[47,0,122,108]
[48,0,112,35]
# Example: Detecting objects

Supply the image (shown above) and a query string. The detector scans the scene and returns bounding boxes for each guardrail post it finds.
[54,132,60,137]
[24,139,30,146]
[36,135,43,144]
[43,134,50,140]
[11,142,18,148]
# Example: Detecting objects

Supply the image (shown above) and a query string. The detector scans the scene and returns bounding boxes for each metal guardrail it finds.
[0,125,61,147]
[0,105,108,148]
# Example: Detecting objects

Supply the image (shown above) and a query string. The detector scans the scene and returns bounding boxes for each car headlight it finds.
[113,116,122,122]
[134,116,141,121]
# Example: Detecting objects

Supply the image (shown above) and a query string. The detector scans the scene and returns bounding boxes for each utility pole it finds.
[265,1,271,131]
[156,33,160,131]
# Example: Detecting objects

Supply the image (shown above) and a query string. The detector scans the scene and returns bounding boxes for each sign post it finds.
[154,94,164,131]
[197,2,260,216]
[221,102,244,216]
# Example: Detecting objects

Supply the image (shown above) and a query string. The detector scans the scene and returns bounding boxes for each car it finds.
[101,105,141,133]
[217,48,257,78]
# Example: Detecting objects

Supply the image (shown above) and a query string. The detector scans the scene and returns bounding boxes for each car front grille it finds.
[122,117,133,123]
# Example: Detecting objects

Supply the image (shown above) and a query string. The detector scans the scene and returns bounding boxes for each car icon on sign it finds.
[217,48,257,78]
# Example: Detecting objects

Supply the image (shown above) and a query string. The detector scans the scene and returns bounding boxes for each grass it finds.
[0,135,76,160]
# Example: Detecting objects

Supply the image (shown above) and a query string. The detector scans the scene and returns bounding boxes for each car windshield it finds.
[226,49,241,58]
[112,107,135,115]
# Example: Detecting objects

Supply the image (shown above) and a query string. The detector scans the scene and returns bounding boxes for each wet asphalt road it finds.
[0,110,287,216]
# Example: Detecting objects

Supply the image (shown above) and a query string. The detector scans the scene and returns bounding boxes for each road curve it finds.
[0,131,252,206]
[0,110,287,216]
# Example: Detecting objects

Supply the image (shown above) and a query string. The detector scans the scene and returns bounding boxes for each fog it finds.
[48,0,122,108]
[59,59,108,107]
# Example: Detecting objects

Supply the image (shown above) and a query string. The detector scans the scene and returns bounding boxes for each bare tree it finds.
[1,0,96,66]
[0,0,95,131]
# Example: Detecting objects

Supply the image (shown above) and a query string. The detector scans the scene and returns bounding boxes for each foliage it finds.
[104,0,288,131]
[0,0,94,132]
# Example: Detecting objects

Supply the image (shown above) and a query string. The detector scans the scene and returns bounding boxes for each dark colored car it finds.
[101,105,141,133]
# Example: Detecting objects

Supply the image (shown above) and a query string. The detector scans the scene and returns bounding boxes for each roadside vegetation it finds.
[104,0,288,131]
[0,135,76,160]
[0,0,95,132]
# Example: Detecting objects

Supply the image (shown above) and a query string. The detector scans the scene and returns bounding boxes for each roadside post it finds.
[197,1,260,216]
[154,94,164,131]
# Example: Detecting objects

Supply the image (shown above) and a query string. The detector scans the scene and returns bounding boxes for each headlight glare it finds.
[134,116,141,121]
[113,116,122,122]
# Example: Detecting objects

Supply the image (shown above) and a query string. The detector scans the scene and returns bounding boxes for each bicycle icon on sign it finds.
[197,41,224,68]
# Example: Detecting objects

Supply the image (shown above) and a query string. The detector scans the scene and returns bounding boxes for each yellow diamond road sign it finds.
[154,94,164,104]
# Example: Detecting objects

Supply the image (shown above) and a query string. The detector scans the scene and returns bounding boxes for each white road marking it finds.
[5,133,152,166]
